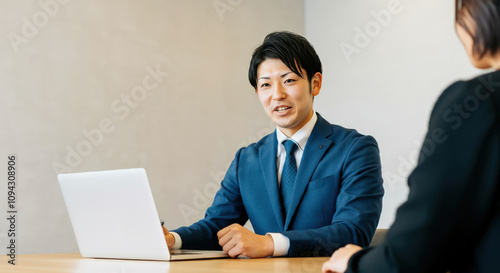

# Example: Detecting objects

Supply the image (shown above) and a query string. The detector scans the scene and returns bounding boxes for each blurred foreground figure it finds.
[323,0,500,272]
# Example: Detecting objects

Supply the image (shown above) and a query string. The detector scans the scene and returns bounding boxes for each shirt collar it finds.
[276,112,318,156]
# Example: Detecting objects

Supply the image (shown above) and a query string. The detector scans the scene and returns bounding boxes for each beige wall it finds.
[0,0,304,254]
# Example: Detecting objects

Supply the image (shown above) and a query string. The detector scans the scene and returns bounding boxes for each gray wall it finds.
[0,0,304,254]
[305,0,483,227]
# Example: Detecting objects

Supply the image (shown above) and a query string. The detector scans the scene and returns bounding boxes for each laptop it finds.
[58,168,229,261]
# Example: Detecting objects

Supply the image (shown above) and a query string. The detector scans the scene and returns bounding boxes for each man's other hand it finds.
[217,223,274,258]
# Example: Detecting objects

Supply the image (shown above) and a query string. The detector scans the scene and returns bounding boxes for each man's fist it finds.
[217,223,274,258]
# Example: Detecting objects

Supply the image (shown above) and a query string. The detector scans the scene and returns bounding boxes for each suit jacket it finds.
[173,113,384,257]
[347,71,500,272]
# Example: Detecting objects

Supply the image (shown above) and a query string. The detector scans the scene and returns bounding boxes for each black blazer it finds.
[347,70,500,273]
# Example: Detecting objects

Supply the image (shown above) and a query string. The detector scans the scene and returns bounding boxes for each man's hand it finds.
[322,244,363,273]
[162,225,176,249]
[217,223,274,258]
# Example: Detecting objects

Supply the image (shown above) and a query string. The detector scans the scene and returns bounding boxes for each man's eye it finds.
[261,83,270,88]
[285,79,295,84]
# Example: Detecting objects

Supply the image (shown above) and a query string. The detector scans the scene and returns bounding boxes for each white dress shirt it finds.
[172,112,319,256]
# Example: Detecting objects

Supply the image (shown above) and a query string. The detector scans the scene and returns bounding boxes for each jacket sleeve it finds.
[283,135,384,257]
[346,80,499,272]
[172,148,249,250]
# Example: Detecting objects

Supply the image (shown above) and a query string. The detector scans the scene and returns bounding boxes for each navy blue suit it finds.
[173,113,384,256]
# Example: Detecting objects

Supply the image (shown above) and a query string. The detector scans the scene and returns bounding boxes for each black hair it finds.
[248,31,322,89]
[456,0,500,58]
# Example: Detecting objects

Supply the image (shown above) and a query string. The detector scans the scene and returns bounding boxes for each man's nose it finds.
[272,85,286,100]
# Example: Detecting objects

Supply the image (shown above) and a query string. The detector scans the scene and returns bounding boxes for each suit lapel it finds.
[284,114,333,230]
[259,131,285,230]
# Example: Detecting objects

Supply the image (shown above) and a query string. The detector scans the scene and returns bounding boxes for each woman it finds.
[323,0,500,272]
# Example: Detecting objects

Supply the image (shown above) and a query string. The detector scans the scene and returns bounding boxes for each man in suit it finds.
[163,31,384,258]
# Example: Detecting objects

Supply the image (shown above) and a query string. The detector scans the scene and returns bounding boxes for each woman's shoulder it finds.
[430,70,500,120]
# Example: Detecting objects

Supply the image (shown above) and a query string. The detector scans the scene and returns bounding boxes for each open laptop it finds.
[58,168,229,261]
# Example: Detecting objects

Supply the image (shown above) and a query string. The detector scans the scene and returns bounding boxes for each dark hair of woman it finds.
[455,0,500,58]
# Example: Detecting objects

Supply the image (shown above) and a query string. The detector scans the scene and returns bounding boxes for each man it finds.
[163,31,384,258]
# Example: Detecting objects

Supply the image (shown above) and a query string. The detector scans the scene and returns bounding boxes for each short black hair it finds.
[248,31,322,89]
[456,0,500,58]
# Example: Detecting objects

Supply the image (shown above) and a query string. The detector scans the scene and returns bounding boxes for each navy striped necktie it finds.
[280,140,298,217]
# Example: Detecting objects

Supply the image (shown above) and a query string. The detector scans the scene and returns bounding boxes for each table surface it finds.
[0,253,329,273]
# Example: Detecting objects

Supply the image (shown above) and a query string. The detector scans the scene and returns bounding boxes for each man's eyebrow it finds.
[258,71,293,81]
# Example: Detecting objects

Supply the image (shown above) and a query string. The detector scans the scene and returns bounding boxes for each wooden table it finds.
[0,253,329,272]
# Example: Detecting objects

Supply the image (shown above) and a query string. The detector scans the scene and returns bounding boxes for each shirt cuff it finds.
[170,232,183,249]
[266,233,290,256]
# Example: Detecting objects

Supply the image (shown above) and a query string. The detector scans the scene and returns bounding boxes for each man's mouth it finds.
[274,106,291,113]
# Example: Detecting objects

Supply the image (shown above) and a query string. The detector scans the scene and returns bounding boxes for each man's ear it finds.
[311,72,322,96]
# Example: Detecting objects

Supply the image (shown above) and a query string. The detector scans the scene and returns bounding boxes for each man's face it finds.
[255,58,321,137]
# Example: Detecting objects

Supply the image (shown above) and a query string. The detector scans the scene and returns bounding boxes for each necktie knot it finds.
[282,140,298,156]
